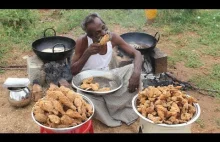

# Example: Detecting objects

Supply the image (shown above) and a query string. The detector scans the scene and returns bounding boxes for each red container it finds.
[40,119,94,133]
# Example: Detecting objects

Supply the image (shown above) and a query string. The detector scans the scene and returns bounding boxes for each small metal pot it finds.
[7,87,32,107]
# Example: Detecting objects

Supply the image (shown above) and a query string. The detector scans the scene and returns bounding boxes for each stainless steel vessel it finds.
[7,87,32,107]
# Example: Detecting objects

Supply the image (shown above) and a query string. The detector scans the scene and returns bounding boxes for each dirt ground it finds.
[1,24,220,133]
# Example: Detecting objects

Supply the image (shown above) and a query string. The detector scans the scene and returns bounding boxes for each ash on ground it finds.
[43,61,72,85]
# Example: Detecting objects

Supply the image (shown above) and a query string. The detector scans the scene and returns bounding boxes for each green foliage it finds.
[0,9,39,31]
[172,49,203,68]
[190,64,220,97]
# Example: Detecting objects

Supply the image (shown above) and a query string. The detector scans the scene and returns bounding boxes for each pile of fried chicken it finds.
[136,85,198,124]
[80,77,111,92]
[32,84,93,128]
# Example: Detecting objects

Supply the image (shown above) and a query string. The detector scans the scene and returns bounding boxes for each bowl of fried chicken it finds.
[71,70,123,95]
[132,85,200,132]
[31,84,94,133]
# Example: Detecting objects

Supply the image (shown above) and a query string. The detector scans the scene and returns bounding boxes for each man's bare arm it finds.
[111,33,142,92]
[112,33,142,74]
[71,37,91,75]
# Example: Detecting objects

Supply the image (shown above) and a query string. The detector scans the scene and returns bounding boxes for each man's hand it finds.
[128,71,141,93]
[85,43,102,56]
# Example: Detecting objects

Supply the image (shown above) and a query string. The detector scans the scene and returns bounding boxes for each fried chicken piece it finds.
[45,90,59,100]
[139,102,155,117]
[39,100,58,115]
[188,104,196,114]
[72,118,83,125]
[33,105,44,114]
[179,120,187,123]
[148,114,162,124]
[171,96,177,101]
[169,115,179,124]
[166,102,180,118]
[139,97,147,104]
[153,89,162,98]
[74,97,83,113]
[182,103,189,113]
[164,120,173,125]
[158,94,167,100]
[34,113,48,123]
[83,101,93,115]
[57,91,77,111]
[139,88,148,97]
[82,77,93,84]
[80,83,91,90]
[59,86,71,95]
[181,113,192,121]
[81,113,88,121]
[156,105,167,120]
[170,102,180,113]
[65,90,76,102]
[47,119,57,128]
[99,34,110,46]
[148,97,156,102]
[66,109,82,119]
[32,81,43,102]
[51,99,65,115]
[60,115,74,125]
[97,87,111,92]
[182,98,188,104]
[187,96,197,104]
[48,83,59,91]
[152,111,157,116]
[48,115,60,124]
[90,83,99,91]
[146,87,154,98]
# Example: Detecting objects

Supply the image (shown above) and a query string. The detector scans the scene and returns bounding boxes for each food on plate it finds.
[80,77,111,92]
[32,85,93,128]
[136,85,198,124]
[97,87,111,92]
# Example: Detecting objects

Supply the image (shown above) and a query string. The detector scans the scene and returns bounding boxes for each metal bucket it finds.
[132,94,201,133]
[31,94,95,133]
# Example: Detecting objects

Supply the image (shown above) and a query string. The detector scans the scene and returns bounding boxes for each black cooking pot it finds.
[118,32,160,55]
[32,28,76,62]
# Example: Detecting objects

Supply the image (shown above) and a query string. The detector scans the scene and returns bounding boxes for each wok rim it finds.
[32,36,76,51]
[119,32,158,51]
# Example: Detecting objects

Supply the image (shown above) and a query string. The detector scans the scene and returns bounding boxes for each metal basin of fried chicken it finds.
[132,85,200,125]
[31,84,94,130]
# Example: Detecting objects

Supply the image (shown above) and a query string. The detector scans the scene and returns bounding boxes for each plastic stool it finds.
[40,119,94,133]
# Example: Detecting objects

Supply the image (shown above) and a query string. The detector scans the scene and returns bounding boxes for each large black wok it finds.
[118,32,160,55]
[32,28,76,62]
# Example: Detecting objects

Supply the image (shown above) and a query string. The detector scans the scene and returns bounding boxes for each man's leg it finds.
[77,90,122,127]
[103,64,140,125]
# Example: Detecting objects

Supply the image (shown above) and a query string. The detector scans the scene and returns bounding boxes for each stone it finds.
[27,55,46,86]
[149,47,167,75]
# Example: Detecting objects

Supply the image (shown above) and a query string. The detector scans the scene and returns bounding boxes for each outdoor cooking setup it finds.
[24,28,200,133]
[32,28,75,63]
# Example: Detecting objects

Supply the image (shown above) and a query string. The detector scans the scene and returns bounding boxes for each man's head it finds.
[81,13,108,42]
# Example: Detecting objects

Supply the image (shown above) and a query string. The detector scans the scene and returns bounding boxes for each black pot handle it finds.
[154,32,160,43]
[43,28,56,37]
[52,43,66,53]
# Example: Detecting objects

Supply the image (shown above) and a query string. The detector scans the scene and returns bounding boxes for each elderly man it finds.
[71,13,143,127]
